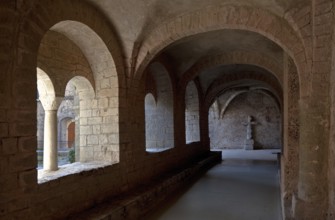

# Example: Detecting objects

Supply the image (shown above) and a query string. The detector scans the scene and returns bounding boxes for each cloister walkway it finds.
[146,149,282,220]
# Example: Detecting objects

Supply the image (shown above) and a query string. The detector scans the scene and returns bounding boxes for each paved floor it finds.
[146,149,282,220]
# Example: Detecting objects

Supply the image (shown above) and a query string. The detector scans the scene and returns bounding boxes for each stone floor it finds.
[145,149,282,220]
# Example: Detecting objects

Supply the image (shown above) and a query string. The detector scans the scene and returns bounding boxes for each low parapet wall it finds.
[69,152,222,220]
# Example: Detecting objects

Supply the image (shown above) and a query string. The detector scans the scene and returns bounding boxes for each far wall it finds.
[209,91,281,150]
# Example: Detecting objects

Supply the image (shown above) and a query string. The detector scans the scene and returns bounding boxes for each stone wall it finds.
[145,63,174,151]
[209,91,281,150]
[38,31,94,95]
[185,81,200,143]
[1,0,334,220]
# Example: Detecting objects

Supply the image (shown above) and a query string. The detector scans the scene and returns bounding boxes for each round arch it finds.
[204,72,283,110]
[67,76,95,100]
[20,1,125,164]
[219,89,281,119]
[20,0,125,81]
[179,51,283,91]
[37,67,55,100]
[134,5,306,95]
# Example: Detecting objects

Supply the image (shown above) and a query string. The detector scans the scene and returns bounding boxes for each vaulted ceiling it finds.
[86,0,308,105]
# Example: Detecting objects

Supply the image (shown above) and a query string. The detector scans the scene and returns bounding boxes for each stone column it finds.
[295,96,329,219]
[294,1,332,219]
[43,109,58,171]
[282,56,299,219]
[39,96,63,171]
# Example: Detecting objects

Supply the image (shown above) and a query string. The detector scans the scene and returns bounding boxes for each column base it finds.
[244,139,254,150]
[292,194,329,220]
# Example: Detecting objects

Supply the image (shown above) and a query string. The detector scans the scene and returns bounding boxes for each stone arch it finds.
[36,67,57,169]
[67,121,75,148]
[20,0,125,79]
[179,51,283,90]
[37,29,95,97]
[58,117,74,150]
[60,76,95,163]
[37,67,56,102]
[145,92,157,105]
[220,89,281,119]
[68,76,95,100]
[205,72,283,110]
[49,21,118,96]
[135,5,306,95]
[145,72,158,102]
[219,90,247,119]
[18,0,125,164]
[145,93,157,151]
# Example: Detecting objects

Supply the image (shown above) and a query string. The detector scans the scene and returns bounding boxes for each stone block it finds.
[99,134,108,145]
[101,124,119,133]
[315,12,332,26]
[92,109,100,117]
[315,1,332,15]
[80,110,92,117]
[0,157,8,174]
[100,78,111,89]
[87,117,102,125]
[109,97,119,108]
[92,125,101,134]
[0,108,7,122]
[2,138,18,155]
[80,135,87,146]
[9,122,35,136]
[108,134,119,144]
[0,122,8,137]
[80,147,93,162]
[314,23,332,35]
[80,117,87,125]
[19,169,37,188]
[103,116,118,123]
[80,125,92,135]
[98,97,109,108]
[7,109,36,123]
[9,152,36,172]
[87,135,99,145]
[0,173,19,192]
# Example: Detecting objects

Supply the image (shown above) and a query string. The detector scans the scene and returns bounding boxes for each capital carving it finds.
[39,95,63,111]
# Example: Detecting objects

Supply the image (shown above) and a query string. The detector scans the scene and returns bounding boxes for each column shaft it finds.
[43,110,58,171]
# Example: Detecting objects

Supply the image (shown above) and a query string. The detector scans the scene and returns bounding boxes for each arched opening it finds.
[145,26,293,217]
[145,63,174,152]
[56,81,77,165]
[185,81,200,144]
[145,93,157,150]
[66,76,95,163]
[36,67,60,170]
[36,20,119,179]
[58,117,74,165]
[67,121,75,148]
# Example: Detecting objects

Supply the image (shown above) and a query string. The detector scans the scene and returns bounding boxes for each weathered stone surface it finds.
[0,0,333,219]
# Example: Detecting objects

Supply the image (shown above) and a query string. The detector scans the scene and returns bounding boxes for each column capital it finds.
[39,95,63,111]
